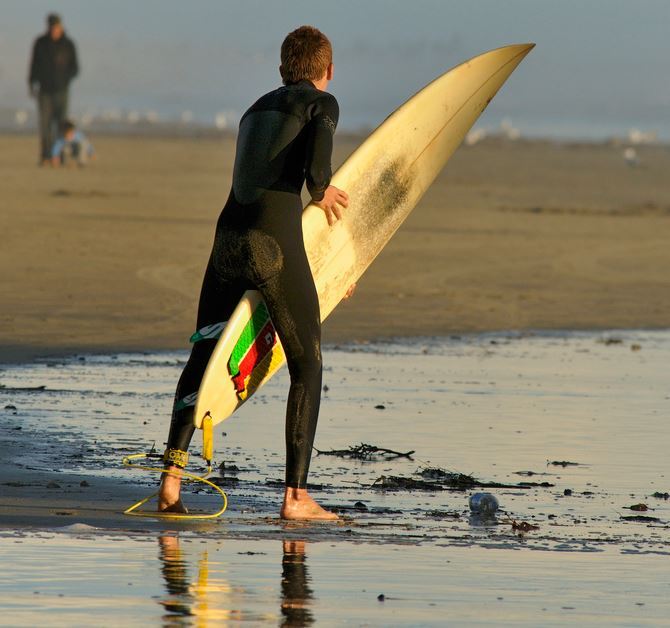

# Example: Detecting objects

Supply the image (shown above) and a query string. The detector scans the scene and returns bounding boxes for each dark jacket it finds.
[29,33,79,93]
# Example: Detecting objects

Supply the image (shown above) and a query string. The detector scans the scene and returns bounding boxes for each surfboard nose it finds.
[488,42,536,64]
[514,42,536,57]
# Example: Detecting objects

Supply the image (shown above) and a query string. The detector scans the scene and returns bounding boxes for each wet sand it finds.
[1,333,669,542]
[2,133,670,363]
[1,332,669,624]
[2,132,670,624]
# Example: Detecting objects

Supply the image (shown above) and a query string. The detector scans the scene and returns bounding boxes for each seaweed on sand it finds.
[373,467,554,491]
[420,466,554,489]
[511,520,540,532]
[621,514,662,523]
[372,475,445,491]
[419,468,478,488]
[314,443,415,461]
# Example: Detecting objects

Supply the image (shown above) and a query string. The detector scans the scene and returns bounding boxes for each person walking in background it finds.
[28,13,79,165]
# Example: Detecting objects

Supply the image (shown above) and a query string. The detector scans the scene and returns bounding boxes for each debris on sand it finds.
[598,337,623,346]
[548,460,582,467]
[373,475,444,491]
[517,480,555,488]
[218,461,241,475]
[331,501,399,515]
[626,503,649,512]
[212,476,239,486]
[511,520,540,532]
[422,466,554,489]
[426,510,461,519]
[374,467,553,492]
[314,443,415,461]
[419,467,477,487]
[621,515,662,523]
[514,470,551,477]
[651,492,669,500]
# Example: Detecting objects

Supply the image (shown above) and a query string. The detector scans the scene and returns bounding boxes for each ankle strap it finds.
[163,448,189,469]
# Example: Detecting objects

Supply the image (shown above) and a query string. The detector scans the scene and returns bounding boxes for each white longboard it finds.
[194,43,534,428]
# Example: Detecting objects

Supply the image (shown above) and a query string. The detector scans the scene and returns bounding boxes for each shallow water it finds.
[1,331,670,624]
[1,531,669,627]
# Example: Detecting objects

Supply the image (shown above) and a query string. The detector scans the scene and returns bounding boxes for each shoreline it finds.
[1,329,668,546]
[2,323,670,366]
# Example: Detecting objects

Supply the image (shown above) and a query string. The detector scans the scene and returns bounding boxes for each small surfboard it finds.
[193,43,534,428]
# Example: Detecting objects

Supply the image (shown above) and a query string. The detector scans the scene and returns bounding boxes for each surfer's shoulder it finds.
[309,90,339,125]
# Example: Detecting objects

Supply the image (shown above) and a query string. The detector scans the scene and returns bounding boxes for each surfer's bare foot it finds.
[158,466,188,513]
[280,487,340,521]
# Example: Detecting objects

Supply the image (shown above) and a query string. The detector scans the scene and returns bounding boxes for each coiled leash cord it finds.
[122,415,227,519]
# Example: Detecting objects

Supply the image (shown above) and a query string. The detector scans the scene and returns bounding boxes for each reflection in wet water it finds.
[280,540,313,627]
[158,535,193,618]
[1,531,670,625]
[158,535,242,625]
[156,535,313,627]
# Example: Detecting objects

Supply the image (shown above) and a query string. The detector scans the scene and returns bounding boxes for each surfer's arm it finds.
[306,94,349,224]
[305,94,338,202]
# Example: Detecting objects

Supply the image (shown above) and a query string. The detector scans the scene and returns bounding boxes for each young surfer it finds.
[158,26,349,520]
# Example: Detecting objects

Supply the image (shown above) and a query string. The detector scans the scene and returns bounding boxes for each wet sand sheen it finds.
[1,332,668,543]
[1,533,668,626]
[1,332,669,624]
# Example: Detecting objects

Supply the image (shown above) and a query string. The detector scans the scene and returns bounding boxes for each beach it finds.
[2,133,670,625]
[1,333,670,625]
[2,133,670,363]
[5,1,670,623]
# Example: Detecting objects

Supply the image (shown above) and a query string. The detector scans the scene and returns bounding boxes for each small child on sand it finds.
[51,120,94,167]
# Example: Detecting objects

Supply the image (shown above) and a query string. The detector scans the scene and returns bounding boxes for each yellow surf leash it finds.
[122,415,227,519]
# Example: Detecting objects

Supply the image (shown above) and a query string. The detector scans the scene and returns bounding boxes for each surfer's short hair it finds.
[280,26,332,85]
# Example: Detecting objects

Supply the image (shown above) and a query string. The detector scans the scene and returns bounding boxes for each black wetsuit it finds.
[166,80,338,488]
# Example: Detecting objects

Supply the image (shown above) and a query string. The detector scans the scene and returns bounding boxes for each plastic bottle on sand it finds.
[469,492,499,515]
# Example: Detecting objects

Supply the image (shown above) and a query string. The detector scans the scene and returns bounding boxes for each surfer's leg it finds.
[257,243,337,520]
[159,260,243,512]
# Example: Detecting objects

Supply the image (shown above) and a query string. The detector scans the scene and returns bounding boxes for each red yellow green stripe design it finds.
[227,301,279,400]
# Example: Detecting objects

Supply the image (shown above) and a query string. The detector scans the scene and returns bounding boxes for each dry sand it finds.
[2,133,670,363]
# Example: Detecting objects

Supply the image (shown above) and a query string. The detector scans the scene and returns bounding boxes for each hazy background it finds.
[2,0,669,139]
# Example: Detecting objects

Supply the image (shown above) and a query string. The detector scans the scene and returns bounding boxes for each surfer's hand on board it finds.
[343,283,356,299]
[315,185,349,226]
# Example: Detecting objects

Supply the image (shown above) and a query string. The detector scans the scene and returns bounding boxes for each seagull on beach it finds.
[623,147,639,167]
